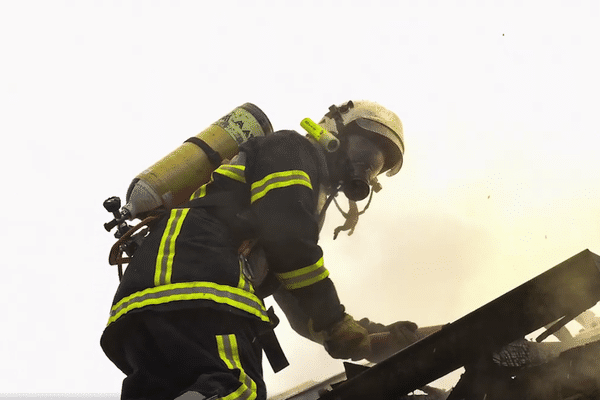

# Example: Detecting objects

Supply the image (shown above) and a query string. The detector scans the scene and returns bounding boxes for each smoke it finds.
[317,198,499,329]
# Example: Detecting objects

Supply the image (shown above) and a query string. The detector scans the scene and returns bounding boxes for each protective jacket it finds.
[102,130,345,338]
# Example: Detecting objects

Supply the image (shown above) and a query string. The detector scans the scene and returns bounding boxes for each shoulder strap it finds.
[184,137,223,169]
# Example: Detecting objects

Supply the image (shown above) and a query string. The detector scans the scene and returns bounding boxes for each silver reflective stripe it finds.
[238,256,254,293]
[275,257,329,290]
[215,165,246,183]
[108,282,269,326]
[217,334,257,400]
[250,170,312,203]
[155,208,189,286]
[189,184,207,200]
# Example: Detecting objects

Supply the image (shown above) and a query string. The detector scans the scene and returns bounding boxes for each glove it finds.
[387,320,419,349]
[322,314,372,361]
[360,319,419,363]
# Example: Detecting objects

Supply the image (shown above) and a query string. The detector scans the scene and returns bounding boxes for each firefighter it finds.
[100,100,418,400]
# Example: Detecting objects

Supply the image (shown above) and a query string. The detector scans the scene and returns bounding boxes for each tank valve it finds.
[103,196,130,237]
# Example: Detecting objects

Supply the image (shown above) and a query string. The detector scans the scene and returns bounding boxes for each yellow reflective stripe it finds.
[154,208,189,286]
[107,281,270,326]
[217,334,257,400]
[166,209,188,284]
[238,257,254,293]
[189,183,207,200]
[189,165,245,201]
[277,257,324,280]
[217,335,234,369]
[250,170,312,203]
[155,209,176,285]
[215,164,246,183]
[275,257,329,290]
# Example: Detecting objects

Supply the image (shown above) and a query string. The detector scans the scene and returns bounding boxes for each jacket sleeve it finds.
[244,131,345,331]
[272,286,313,340]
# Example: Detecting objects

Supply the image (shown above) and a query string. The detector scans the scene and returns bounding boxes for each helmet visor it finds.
[349,118,404,176]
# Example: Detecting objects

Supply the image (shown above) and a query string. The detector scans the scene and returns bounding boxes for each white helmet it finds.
[318,100,405,176]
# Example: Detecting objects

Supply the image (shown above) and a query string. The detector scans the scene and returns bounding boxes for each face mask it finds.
[339,133,385,201]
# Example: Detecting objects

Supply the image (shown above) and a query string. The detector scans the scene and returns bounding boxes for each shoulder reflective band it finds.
[107,281,270,326]
[250,170,312,204]
[275,257,329,290]
[155,208,190,286]
[189,183,207,201]
[215,164,246,183]
[189,164,246,201]
[217,334,258,400]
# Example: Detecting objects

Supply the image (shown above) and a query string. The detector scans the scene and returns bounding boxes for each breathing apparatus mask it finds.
[301,100,404,238]
[337,123,386,201]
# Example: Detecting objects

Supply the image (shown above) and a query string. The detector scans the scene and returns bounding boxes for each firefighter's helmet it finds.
[318,100,404,176]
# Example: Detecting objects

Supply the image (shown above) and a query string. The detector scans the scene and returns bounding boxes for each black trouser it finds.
[101,308,266,400]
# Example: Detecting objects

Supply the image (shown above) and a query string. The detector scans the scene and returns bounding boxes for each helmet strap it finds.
[332,189,375,240]
[317,184,341,232]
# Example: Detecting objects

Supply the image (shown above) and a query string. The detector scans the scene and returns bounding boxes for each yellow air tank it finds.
[122,103,273,219]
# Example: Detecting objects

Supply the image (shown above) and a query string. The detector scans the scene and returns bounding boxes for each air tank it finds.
[122,103,273,219]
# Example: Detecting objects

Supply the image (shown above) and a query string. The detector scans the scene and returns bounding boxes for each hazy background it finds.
[1,0,599,397]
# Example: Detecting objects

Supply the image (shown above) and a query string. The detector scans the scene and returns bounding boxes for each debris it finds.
[314,250,600,400]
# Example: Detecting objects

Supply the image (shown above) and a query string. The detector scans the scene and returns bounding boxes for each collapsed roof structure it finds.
[271,249,600,400]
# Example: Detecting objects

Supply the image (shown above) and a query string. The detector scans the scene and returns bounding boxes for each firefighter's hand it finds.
[323,314,372,361]
[364,320,419,363]
[387,320,419,349]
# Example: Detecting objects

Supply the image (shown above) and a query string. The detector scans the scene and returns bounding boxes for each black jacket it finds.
[103,131,345,335]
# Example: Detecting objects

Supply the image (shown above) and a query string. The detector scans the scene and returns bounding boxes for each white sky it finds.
[1,0,599,397]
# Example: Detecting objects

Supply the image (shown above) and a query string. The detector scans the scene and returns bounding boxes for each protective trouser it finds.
[103,308,266,400]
